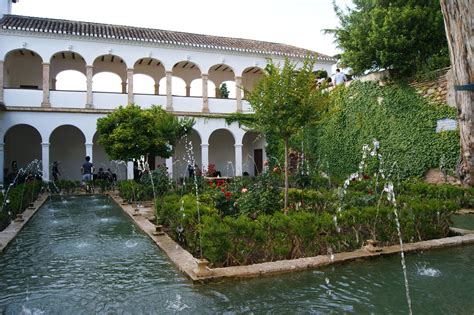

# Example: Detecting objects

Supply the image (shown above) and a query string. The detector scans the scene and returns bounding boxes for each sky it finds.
[11,0,353,57]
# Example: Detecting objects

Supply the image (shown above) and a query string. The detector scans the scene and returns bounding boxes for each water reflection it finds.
[0,195,473,314]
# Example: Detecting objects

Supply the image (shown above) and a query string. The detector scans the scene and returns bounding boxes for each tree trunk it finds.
[284,137,289,211]
[440,0,474,186]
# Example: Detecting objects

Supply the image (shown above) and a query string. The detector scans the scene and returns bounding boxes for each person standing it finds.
[52,161,60,181]
[333,68,346,86]
[81,156,94,184]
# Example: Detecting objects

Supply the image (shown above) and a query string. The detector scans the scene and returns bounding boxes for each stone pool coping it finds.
[0,193,48,253]
[111,194,474,283]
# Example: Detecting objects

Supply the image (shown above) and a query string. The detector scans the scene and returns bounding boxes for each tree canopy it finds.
[329,0,449,76]
[96,104,194,161]
[248,57,329,208]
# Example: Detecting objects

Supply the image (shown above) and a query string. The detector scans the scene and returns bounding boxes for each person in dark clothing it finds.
[52,161,60,181]
[96,167,106,180]
[106,168,117,182]
[81,156,94,182]
[187,164,195,178]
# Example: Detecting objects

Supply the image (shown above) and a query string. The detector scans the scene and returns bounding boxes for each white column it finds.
[166,71,173,110]
[41,63,51,107]
[85,143,93,164]
[185,85,191,97]
[201,143,209,173]
[235,76,243,112]
[0,143,4,186]
[41,142,50,181]
[127,161,134,180]
[127,68,134,104]
[0,60,4,106]
[86,65,93,108]
[165,157,173,178]
[234,143,243,176]
[202,74,209,112]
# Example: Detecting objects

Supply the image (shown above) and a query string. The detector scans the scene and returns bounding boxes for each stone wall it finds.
[410,67,456,107]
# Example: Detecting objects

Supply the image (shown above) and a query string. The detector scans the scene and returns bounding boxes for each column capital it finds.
[42,62,50,66]
[234,143,243,147]
[41,142,50,146]
[127,68,134,73]
[85,142,94,146]
[201,73,209,79]
[86,64,93,69]
[201,143,209,148]
[234,75,242,80]
[166,70,173,75]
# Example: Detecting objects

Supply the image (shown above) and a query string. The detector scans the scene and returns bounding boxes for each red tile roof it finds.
[0,15,337,62]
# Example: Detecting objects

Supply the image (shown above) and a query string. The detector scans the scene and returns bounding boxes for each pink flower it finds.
[241,188,248,193]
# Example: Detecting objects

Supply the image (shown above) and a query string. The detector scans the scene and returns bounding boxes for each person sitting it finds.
[96,167,106,180]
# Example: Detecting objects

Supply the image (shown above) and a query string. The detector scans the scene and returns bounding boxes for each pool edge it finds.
[110,194,474,284]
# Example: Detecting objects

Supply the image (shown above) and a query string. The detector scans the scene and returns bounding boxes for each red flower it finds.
[363,174,371,180]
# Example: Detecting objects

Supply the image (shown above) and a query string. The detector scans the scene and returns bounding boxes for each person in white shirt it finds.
[334,68,346,86]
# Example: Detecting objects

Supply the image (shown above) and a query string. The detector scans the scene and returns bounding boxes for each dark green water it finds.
[451,213,474,230]
[1,195,473,314]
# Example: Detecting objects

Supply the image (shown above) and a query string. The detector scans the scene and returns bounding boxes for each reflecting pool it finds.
[0,195,473,314]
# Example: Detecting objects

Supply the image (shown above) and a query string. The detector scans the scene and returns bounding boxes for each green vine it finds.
[303,81,459,181]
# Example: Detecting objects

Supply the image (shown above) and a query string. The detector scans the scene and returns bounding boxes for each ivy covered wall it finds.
[303,81,459,181]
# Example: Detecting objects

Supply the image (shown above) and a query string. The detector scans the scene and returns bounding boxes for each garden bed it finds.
[113,193,474,283]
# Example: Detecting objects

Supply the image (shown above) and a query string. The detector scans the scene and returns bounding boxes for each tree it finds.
[220,83,230,98]
[248,58,329,209]
[329,0,450,76]
[96,104,194,161]
[314,70,328,79]
[439,0,473,186]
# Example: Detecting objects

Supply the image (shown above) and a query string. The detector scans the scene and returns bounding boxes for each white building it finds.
[0,0,336,185]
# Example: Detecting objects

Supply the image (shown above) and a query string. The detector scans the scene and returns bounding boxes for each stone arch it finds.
[49,125,86,180]
[50,51,87,83]
[133,57,165,85]
[3,124,42,180]
[208,64,235,97]
[208,128,236,177]
[242,131,265,176]
[172,61,201,87]
[4,49,43,89]
[93,54,127,81]
[173,129,202,180]
[242,66,264,98]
